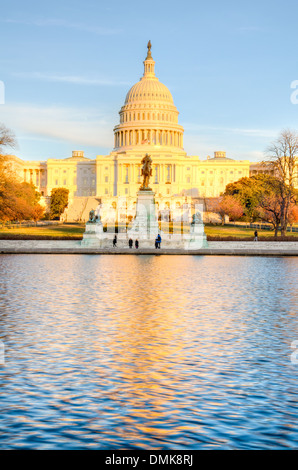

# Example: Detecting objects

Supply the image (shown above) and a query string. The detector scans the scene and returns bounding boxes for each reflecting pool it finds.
[0,255,297,449]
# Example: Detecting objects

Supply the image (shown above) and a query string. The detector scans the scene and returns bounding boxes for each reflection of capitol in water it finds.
[10,42,272,221]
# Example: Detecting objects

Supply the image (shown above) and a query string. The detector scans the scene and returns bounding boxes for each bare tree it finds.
[258,194,282,238]
[0,123,17,154]
[266,129,298,236]
[0,124,18,190]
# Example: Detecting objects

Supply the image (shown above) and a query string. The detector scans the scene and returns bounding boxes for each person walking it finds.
[157,233,161,249]
[113,235,117,247]
[129,238,133,248]
[135,239,139,249]
[254,230,258,242]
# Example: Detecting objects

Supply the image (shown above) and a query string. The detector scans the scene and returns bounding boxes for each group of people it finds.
[112,234,162,249]
[128,238,139,249]
[112,236,139,249]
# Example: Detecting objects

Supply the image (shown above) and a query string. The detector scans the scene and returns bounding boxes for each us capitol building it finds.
[11,42,267,221]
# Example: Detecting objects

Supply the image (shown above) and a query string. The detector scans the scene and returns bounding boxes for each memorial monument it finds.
[81,205,106,246]
[127,153,160,244]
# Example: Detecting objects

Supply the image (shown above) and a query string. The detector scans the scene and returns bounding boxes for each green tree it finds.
[224,172,298,237]
[224,174,278,221]
[50,188,69,219]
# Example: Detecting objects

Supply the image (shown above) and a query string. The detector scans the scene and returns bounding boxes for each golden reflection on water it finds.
[90,257,192,439]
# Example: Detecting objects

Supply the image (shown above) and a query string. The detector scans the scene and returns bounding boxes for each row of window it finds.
[54,178,96,186]
[79,190,96,196]
[200,170,243,175]
[53,168,96,174]
[120,111,176,123]
[48,167,245,176]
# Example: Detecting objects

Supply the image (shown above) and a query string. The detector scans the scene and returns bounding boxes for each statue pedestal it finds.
[81,221,105,246]
[185,223,208,250]
[127,190,160,245]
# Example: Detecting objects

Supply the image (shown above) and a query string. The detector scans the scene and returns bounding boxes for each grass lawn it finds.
[0,224,85,239]
[205,225,298,240]
[0,222,297,240]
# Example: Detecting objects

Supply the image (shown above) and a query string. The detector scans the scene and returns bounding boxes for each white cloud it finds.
[2,18,122,36]
[183,123,278,139]
[184,134,265,162]
[13,72,131,87]
[1,103,114,149]
[183,125,276,161]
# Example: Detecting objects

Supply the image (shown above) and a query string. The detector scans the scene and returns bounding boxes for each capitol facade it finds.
[11,42,267,221]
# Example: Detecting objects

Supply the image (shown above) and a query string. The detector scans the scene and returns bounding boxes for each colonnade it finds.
[23,169,45,187]
[117,163,176,184]
[114,129,183,149]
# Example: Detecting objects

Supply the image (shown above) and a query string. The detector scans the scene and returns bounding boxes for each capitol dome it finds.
[113,41,184,151]
[125,79,174,105]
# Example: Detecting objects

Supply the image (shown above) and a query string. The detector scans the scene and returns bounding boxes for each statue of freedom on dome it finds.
[140,153,152,190]
[147,40,152,57]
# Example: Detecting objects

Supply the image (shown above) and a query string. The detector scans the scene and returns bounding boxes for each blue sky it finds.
[1,0,298,162]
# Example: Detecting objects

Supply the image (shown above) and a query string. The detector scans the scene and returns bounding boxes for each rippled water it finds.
[0,255,298,449]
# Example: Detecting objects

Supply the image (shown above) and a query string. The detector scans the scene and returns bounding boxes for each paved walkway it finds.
[0,240,298,256]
